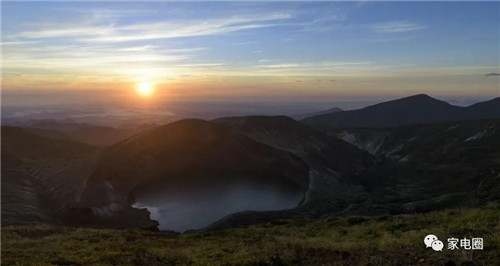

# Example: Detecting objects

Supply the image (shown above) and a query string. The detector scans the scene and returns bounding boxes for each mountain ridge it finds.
[302,94,500,129]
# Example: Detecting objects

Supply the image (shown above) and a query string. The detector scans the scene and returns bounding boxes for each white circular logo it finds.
[431,240,444,251]
[424,234,438,248]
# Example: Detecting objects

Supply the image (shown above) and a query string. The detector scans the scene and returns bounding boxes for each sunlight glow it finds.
[136,82,154,97]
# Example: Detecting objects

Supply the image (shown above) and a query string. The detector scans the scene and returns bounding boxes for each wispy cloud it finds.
[178,63,225,68]
[252,61,389,76]
[12,13,293,43]
[55,7,157,19]
[4,10,291,81]
[294,13,348,33]
[1,41,40,46]
[3,2,497,97]
[372,21,425,34]
[118,45,157,52]
[15,26,116,39]
[2,42,201,84]
[259,63,303,68]
[169,47,208,53]
[257,61,374,69]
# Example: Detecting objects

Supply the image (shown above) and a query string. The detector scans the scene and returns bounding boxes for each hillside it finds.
[28,121,155,147]
[1,127,99,226]
[291,107,343,120]
[2,204,499,265]
[212,116,379,226]
[332,119,500,209]
[209,116,500,228]
[302,94,500,129]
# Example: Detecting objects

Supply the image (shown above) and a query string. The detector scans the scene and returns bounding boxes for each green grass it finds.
[2,204,500,265]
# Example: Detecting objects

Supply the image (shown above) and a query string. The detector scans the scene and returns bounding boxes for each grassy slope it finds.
[2,204,499,266]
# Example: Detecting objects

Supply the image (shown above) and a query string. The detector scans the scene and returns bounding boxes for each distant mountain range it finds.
[302,94,500,130]
[290,107,343,120]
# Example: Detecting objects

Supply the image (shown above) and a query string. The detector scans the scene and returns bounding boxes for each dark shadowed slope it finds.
[290,107,343,120]
[213,115,374,174]
[210,116,500,229]
[464,97,500,120]
[28,121,155,147]
[302,94,500,129]
[78,119,309,229]
[332,119,500,210]
[1,127,99,225]
[211,116,387,228]
[24,128,74,142]
[2,127,94,161]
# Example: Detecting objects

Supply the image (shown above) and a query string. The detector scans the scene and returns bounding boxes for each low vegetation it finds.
[2,204,499,265]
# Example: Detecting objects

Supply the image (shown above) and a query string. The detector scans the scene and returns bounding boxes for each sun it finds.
[136,82,154,97]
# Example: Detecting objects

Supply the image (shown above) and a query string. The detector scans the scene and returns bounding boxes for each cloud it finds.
[177,63,225,68]
[372,21,425,34]
[1,41,39,46]
[118,45,157,52]
[15,26,116,39]
[253,61,383,76]
[169,47,208,53]
[83,23,284,43]
[296,24,343,34]
[257,61,373,69]
[5,53,190,70]
[294,13,348,33]
[12,13,293,43]
[485,72,500,76]
[117,46,207,54]
[2,42,198,82]
[57,7,157,19]
[259,63,302,68]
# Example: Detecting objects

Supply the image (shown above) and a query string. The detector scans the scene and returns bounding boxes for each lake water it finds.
[132,179,304,232]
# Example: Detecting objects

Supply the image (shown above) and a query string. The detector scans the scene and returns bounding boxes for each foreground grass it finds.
[2,204,500,265]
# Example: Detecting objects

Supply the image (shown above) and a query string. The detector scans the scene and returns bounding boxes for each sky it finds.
[2,1,500,107]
